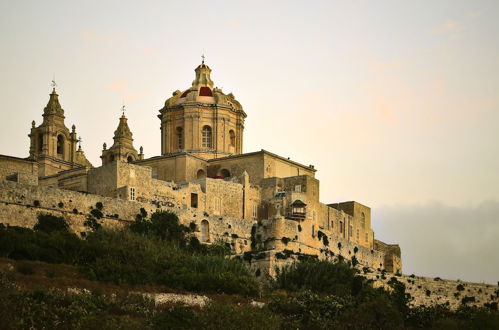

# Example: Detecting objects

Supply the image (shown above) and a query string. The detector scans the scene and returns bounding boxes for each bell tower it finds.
[29,86,92,177]
[101,110,144,165]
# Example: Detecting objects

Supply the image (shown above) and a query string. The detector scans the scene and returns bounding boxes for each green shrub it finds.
[33,213,69,233]
[84,216,102,231]
[90,209,103,219]
[274,259,363,297]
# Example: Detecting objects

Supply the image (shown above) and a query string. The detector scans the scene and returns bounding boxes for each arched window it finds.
[202,125,212,148]
[229,130,235,146]
[127,155,134,163]
[196,169,206,179]
[38,133,43,152]
[56,135,64,156]
[361,212,366,229]
[176,127,183,149]
[109,153,115,162]
[201,220,210,242]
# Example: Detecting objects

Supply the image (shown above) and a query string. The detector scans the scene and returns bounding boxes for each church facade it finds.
[0,61,402,276]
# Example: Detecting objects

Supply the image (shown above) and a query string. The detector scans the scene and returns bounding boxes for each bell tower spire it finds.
[101,105,143,165]
[28,81,92,176]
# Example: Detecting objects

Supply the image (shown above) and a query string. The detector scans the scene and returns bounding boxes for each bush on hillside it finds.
[33,214,69,233]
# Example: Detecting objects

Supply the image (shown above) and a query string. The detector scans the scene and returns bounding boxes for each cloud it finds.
[142,47,158,56]
[227,19,241,30]
[373,201,499,284]
[107,81,128,91]
[430,20,466,39]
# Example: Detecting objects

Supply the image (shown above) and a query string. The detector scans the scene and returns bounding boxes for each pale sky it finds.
[0,0,498,283]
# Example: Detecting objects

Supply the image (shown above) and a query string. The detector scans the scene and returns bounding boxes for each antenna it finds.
[77,136,82,151]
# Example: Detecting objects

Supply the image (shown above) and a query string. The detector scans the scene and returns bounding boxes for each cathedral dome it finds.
[163,61,244,111]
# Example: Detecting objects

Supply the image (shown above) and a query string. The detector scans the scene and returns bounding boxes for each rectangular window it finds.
[152,169,158,179]
[252,204,258,219]
[365,233,368,243]
[294,185,301,193]
[356,229,359,241]
[191,193,198,208]
[349,225,353,238]
[130,187,135,201]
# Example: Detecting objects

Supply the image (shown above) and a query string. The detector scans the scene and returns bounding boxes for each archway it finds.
[220,168,230,179]
[201,220,210,243]
[127,155,134,163]
[196,169,206,179]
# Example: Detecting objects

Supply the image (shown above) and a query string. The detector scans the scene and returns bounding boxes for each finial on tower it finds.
[71,124,76,133]
[201,54,205,64]
[103,142,107,150]
[121,100,126,117]
[77,136,82,151]
[51,74,57,92]
[32,120,36,128]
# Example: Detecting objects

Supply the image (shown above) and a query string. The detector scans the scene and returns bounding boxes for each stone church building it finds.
[0,60,402,276]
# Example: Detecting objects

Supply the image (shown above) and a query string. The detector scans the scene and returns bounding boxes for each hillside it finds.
[0,212,498,329]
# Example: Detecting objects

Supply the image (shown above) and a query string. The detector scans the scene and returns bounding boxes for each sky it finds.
[0,0,498,284]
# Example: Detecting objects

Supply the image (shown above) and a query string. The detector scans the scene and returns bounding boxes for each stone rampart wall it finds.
[366,272,499,310]
[0,179,255,253]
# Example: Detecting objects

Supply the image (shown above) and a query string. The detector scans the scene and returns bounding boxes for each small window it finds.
[312,224,315,237]
[294,185,301,193]
[356,229,360,241]
[365,233,368,243]
[130,187,136,201]
[361,212,366,229]
[191,193,198,208]
[275,192,285,198]
[127,156,134,163]
[152,169,158,179]
[349,225,353,238]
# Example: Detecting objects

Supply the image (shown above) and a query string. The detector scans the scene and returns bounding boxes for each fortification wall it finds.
[257,217,387,271]
[0,155,38,185]
[0,179,255,254]
[366,272,499,310]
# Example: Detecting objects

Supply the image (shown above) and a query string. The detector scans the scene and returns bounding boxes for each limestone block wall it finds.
[0,180,255,255]
[256,217,388,271]
[0,155,38,185]
[208,152,264,184]
[39,167,89,192]
[366,272,499,310]
[204,178,244,218]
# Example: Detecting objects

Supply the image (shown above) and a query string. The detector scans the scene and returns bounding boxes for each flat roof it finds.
[208,149,317,172]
